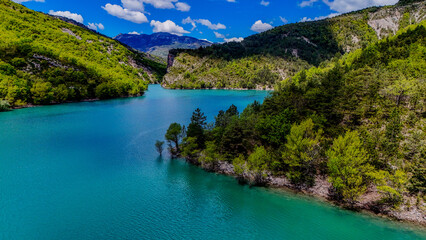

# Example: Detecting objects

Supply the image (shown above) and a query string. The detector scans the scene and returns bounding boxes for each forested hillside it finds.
[164,0,425,89]
[0,0,166,110]
[164,21,426,221]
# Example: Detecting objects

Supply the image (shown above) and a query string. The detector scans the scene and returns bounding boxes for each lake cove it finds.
[0,85,425,239]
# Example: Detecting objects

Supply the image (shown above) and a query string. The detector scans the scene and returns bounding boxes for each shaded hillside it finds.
[115,33,212,59]
[164,0,425,89]
[0,0,166,109]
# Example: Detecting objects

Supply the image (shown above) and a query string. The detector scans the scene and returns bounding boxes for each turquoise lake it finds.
[0,84,425,239]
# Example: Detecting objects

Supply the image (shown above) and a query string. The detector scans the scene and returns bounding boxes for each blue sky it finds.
[15,0,398,42]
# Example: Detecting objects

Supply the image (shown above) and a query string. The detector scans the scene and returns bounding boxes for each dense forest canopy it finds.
[165,22,426,208]
[0,0,166,109]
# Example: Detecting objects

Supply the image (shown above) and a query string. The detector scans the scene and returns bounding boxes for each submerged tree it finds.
[155,140,164,156]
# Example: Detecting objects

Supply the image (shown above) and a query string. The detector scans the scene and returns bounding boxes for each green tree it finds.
[327,131,374,203]
[370,169,407,207]
[382,108,402,156]
[256,109,294,148]
[181,137,200,160]
[31,81,53,104]
[165,123,184,156]
[409,157,426,195]
[282,119,322,186]
[198,141,220,168]
[247,146,270,184]
[187,108,207,149]
[155,140,164,155]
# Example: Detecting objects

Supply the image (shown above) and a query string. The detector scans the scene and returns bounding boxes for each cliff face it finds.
[163,1,426,90]
[167,53,176,69]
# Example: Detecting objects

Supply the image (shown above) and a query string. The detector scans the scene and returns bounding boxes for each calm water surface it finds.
[0,85,425,239]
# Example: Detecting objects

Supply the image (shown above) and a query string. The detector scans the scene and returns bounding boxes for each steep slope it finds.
[171,21,426,224]
[114,33,212,59]
[0,0,166,109]
[164,0,425,89]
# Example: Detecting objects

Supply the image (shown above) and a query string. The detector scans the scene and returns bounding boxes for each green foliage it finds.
[181,136,200,159]
[327,131,374,202]
[165,123,184,156]
[232,147,271,185]
[187,108,207,148]
[0,99,10,111]
[247,146,270,174]
[198,141,221,166]
[30,81,53,105]
[233,154,247,176]
[281,119,322,186]
[155,140,164,155]
[370,169,408,207]
[383,108,402,155]
[0,0,165,108]
[256,109,294,148]
[215,104,239,128]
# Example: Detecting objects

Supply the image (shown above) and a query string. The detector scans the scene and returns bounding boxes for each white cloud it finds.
[102,4,148,23]
[48,10,84,23]
[176,2,191,11]
[128,31,141,34]
[214,32,225,39]
[214,31,243,43]
[121,0,144,11]
[280,16,288,24]
[196,19,226,30]
[250,20,273,33]
[227,0,236,2]
[225,37,244,43]
[12,0,44,3]
[299,0,319,7]
[182,17,197,30]
[260,0,270,6]
[299,0,398,13]
[87,23,105,31]
[300,12,340,22]
[104,0,191,21]
[150,20,190,36]
[143,0,176,9]
[182,17,226,30]
[322,0,398,13]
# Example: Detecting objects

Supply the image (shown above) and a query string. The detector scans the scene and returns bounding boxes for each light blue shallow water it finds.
[0,85,425,239]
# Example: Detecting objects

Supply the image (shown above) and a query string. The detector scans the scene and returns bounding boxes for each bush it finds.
[0,99,10,111]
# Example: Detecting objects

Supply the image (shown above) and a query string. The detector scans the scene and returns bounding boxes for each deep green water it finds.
[0,85,425,239]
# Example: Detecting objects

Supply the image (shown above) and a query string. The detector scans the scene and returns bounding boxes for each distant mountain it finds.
[114,33,212,59]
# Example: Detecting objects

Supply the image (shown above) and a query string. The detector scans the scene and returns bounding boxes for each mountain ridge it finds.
[114,32,212,59]
[164,0,425,89]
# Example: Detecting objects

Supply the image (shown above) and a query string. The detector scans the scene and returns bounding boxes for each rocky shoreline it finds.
[189,159,426,227]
